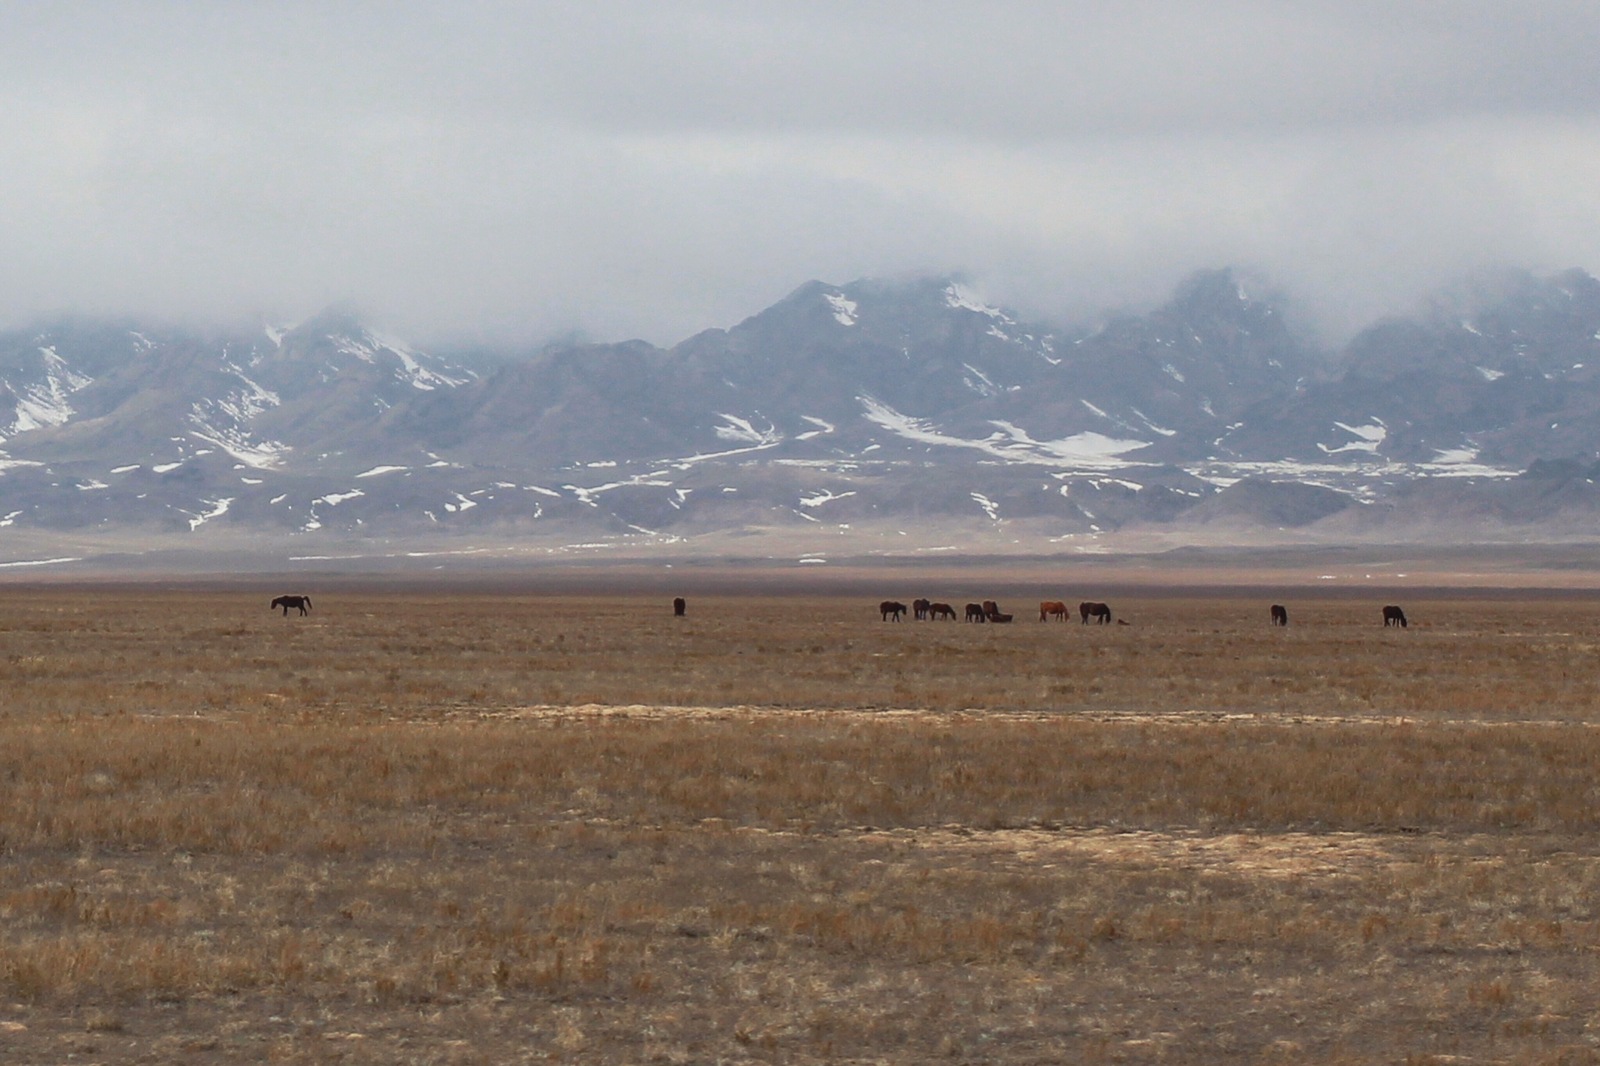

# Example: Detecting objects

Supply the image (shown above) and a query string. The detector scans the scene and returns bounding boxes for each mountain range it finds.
[4,266,1600,562]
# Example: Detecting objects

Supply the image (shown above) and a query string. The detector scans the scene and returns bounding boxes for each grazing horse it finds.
[880,600,907,622]
[965,603,987,623]
[271,594,312,617]
[981,600,1012,623]
[1040,600,1069,622]
[912,598,932,621]
[928,602,957,620]
[1079,601,1112,625]
[1382,605,1408,628]
[1270,604,1288,626]
[673,597,686,617]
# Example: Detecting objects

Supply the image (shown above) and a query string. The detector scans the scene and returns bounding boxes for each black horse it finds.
[1382,605,1408,628]
[880,600,907,622]
[965,603,987,623]
[1270,604,1288,626]
[271,595,312,617]
[1079,601,1112,625]
[673,597,686,617]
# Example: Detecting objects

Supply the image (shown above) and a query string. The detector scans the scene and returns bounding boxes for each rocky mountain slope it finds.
[2,267,1599,555]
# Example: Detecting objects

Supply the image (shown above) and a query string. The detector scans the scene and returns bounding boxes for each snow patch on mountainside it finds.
[1,347,94,439]
[332,330,474,391]
[962,363,1000,397]
[860,396,1152,470]
[188,366,288,468]
[185,497,233,531]
[715,414,781,445]
[795,415,835,441]
[1318,420,1387,455]
[800,489,856,508]
[943,283,1010,321]
[824,293,858,326]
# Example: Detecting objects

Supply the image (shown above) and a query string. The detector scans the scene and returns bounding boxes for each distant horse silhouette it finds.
[912,598,931,620]
[271,595,312,617]
[1383,605,1408,628]
[1040,600,1069,622]
[1270,604,1288,626]
[1079,601,1112,625]
[880,600,907,622]
[673,597,686,617]
[928,602,957,620]
[965,603,987,623]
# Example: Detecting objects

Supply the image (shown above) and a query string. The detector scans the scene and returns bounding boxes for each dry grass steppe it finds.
[3,583,1600,1063]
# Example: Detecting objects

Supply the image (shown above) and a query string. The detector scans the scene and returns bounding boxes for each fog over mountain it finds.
[4,265,1600,567]
[4,4,1600,347]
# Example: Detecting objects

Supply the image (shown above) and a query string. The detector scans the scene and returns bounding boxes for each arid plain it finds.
[4,577,1600,1064]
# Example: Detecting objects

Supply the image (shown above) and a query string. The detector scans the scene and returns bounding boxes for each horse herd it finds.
[880,599,1120,624]
[882,599,1413,627]
[270,591,1411,629]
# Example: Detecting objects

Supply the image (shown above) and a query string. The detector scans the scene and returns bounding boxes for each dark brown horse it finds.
[1039,600,1069,621]
[1382,605,1408,628]
[880,600,907,622]
[1270,604,1288,626]
[1079,601,1111,624]
[673,597,686,617]
[271,595,312,617]
[912,598,932,620]
[965,603,987,622]
[928,602,957,620]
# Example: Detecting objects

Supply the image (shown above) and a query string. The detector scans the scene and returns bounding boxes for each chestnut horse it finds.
[1039,600,1069,621]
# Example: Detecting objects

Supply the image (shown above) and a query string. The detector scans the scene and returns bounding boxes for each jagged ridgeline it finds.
[2,267,1600,543]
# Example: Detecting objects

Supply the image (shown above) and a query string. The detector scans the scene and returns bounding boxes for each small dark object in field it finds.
[271,595,312,617]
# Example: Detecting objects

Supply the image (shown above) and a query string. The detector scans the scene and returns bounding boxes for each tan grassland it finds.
[4,585,1600,1063]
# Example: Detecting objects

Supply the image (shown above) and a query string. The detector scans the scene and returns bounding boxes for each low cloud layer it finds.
[3,2,1599,346]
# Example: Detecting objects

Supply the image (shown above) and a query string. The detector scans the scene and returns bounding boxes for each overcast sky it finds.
[4,1,1600,346]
